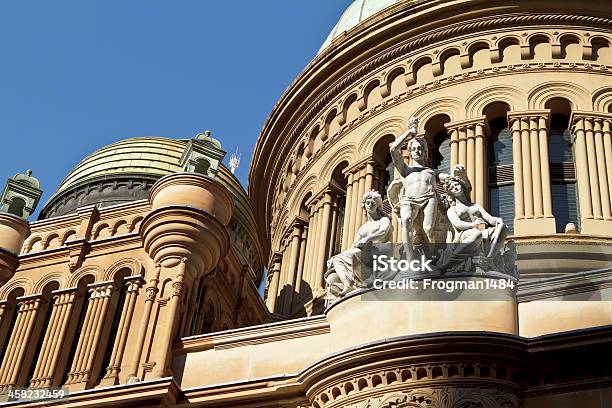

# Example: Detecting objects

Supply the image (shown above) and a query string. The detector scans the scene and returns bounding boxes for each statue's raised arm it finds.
[389,116,419,178]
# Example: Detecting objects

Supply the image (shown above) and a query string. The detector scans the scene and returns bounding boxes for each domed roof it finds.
[54,137,185,197]
[40,137,187,219]
[319,0,401,53]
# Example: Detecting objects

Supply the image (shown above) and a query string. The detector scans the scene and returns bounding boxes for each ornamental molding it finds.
[258,13,612,205]
[338,387,519,408]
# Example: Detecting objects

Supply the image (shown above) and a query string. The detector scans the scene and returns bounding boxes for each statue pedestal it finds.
[325,273,518,354]
[304,274,523,408]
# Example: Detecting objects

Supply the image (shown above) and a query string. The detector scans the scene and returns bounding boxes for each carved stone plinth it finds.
[301,333,523,408]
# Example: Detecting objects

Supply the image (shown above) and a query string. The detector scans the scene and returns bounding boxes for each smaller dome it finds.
[40,137,187,219]
[194,130,222,149]
[319,0,401,54]
[12,170,40,189]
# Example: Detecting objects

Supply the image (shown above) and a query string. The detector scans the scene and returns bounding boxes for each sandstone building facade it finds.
[0,1,611,407]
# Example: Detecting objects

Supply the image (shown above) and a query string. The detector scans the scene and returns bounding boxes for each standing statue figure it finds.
[387,117,439,261]
[438,164,508,271]
[325,190,392,297]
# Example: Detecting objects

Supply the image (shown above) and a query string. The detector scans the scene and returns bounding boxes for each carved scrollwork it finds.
[341,388,519,408]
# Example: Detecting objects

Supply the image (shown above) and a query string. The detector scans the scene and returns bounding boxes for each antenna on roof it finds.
[229,148,241,174]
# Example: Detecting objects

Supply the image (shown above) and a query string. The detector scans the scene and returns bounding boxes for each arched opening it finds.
[330,162,348,254]
[499,38,521,64]
[559,35,581,59]
[439,48,461,76]
[7,197,26,217]
[373,134,396,216]
[484,102,514,234]
[193,158,211,175]
[529,35,552,61]
[468,42,491,69]
[545,97,579,233]
[591,38,610,62]
[424,114,451,173]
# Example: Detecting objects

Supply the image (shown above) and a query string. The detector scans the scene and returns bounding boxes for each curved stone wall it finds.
[250,0,612,316]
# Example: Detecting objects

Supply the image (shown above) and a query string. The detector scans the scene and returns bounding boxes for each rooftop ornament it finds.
[0,170,43,219]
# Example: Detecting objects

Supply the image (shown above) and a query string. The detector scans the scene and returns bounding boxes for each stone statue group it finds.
[325,117,517,299]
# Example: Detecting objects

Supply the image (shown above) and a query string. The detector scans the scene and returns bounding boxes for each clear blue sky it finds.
[0,1,351,217]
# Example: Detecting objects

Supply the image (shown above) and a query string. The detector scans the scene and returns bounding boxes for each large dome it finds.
[319,0,402,53]
[39,137,187,219]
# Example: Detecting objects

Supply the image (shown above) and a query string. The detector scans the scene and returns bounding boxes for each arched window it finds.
[546,98,579,232]
[330,162,348,254]
[424,115,451,174]
[7,197,26,217]
[194,158,211,175]
[372,135,395,198]
[485,102,514,234]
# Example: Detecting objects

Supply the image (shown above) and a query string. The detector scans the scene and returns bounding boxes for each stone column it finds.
[445,117,489,205]
[510,117,525,220]
[152,259,188,378]
[281,224,303,314]
[594,119,611,220]
[265,254,282,312]
[100,276,143,386]
[0,295,42,388]
[538,115,553,218]
[347,167,362,246]
[303,200,321,287]
[449,128,459,169]
[29,289,78,388]
[277,243,290,314]
[508,111,556,235]
[520,116,534,218]
[572,117,593,219]
[571,112,612,234]
[585,118,602,219]
[64,282,114,390]
[293,227,308,302]
[314,192,333,290]
[340,173,354,251]
[529,116,543,217]
[603,119,612,216]
[125,264,160,382]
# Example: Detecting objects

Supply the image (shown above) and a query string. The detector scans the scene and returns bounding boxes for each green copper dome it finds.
[40,137,188,219]
[55,137,185,196]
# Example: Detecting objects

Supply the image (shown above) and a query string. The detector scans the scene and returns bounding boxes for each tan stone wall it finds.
[251,0,612,316]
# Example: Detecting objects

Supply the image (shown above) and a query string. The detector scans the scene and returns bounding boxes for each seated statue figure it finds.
[325,190,392,297]
[438,164,508,271]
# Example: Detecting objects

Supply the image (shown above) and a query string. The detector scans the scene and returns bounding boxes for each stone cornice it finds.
[175,315,329,353]
[251,9,612,177]
[517,267,612,301]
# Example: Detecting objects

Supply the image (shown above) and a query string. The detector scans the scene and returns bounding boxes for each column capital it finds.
[343,156,378,176]
[270,251,283,267]
[444,116,489,133]
[507,109,550,123]
[570,110,612,125]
